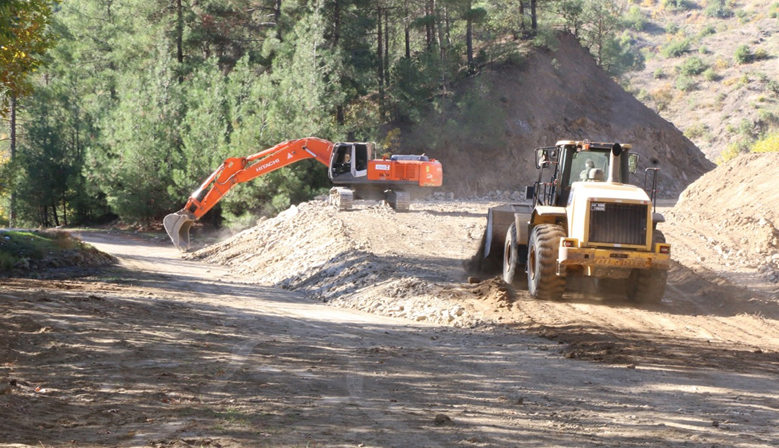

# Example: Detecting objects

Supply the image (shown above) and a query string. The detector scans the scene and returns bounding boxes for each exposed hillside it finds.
[402,33,714,198]
[624,0,779,160]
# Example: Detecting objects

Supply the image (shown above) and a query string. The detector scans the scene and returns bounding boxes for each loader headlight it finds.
[562,238,577,248]
[658,244,671,255]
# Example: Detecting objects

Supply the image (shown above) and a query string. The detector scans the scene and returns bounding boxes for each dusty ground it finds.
[2,186,778,447]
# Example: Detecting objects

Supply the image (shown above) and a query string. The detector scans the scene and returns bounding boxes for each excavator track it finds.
[385,190,410,212]
[330,187,354,210]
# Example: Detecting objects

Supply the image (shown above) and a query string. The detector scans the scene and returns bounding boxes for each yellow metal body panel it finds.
[559,246,671,273]
[567,181,653,251]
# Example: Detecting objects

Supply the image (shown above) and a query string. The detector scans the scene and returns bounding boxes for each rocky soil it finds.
[665,152,779,295]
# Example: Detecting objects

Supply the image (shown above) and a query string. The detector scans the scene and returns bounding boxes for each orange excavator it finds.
[163,137,443,251]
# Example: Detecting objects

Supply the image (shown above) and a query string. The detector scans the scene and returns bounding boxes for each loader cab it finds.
[531,141,639,207]
[330,142,373,180]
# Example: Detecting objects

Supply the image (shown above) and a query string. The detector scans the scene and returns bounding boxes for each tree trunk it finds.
[378,6,385,118]
[426,0,434,48]
[519,1,525,34]
[466,1,473,68]
[384,8,390,85]
[62,196,67,226]
[531,0,537,31]
[9,95,16,228]
[51,203,60,227]
[176,0,183,82]
[276,0,283,41]
[404,0,410,58]
[333,0,340,46]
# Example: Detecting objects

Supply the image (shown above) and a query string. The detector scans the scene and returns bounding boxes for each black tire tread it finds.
[528,224,566,300]
[628,230,668,304]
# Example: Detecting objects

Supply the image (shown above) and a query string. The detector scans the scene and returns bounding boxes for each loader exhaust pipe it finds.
[607,143,623,184]
[163,211,196,252]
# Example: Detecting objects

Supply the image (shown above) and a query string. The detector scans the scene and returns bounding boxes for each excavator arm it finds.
[163,137,335,251]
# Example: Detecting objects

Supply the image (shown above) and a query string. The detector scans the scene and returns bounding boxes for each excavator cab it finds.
[330,143,373,180]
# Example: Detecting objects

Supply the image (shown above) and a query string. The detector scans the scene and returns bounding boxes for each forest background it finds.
[0,0,771,229]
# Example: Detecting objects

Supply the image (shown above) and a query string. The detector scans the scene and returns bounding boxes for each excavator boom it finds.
[164,137,334,251]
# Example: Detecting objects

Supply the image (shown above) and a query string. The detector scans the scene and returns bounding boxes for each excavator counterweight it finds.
[164,137,442,251]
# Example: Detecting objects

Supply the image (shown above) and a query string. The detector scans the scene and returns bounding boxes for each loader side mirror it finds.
[628,153,639,174]
[524,185,535,201]
[535,148,547,169]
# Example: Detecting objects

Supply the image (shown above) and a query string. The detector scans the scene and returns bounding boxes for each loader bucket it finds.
[164,211,195,252]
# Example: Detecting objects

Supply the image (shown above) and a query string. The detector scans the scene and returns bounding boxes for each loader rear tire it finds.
[626,230,668,304]
[503,223,519,286]
[527,224,566,301]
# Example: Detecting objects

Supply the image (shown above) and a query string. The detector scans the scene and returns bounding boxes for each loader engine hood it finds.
[568,181,653,250]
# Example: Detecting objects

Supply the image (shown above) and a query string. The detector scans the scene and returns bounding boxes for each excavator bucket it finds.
[163,211,196,252]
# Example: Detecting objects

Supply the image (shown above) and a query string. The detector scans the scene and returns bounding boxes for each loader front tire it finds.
[626,230,668,304]
[527,224,565,301]
[503,223,519,285]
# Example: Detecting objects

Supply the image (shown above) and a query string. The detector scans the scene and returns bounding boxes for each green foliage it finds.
[767,79,779,95]
[703,68,719,81]
[676,56,708,76]
[654,67,665,79]
[662,0,691,11]
[0,0,57,116]
[666,23,679,35]
[675,74,696,91]
[705,0,733,18]
[661,38,691,58]
[624,5,647,31]
[683,123,709,140]
[734,45,752,64]
[698,25,716,37]
[0,230,82,271]
[754,48,769,61]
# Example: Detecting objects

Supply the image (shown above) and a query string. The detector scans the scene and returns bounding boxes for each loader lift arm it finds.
[164,137,335,251]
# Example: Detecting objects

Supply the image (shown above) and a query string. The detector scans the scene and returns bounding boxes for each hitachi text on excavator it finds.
[163,137,443,251]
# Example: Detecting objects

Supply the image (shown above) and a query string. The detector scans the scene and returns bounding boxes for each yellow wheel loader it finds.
[475,140,670,303]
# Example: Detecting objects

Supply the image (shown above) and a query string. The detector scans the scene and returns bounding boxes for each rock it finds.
[467,276,481,284]
[433,414,452,425]
[446,192,454,200]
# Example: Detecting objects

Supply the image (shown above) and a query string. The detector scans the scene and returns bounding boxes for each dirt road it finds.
[1,228,778,447]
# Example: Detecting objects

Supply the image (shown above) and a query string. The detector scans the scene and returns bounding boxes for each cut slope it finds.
[664,152,779,293]
[401,32,714,198]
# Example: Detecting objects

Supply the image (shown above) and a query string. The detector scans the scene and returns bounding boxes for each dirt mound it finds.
[189,199,514,326]
[401,32,714,198]
[0,230,116,276]
[665,153,779,292]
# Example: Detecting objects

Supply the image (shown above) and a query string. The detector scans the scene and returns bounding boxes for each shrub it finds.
[705,0,732,18]
[767,79,779,95]
[651,84,674,111]
[661,38,691,58]
[714,56,730,69]
[754,48,769,61]
[698,24,716,37]
[703,68,718,81]
[717,142,743,164]
[666,23,680,34]
[684,123,709,139]
[676,56,708,76]
[752,131,779,153]
[654,67,666,79]
[625,5,647,30]
[734,45,752,64]
[663,0,690,11]
[675,74,696,91]
[699,45,709,55]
